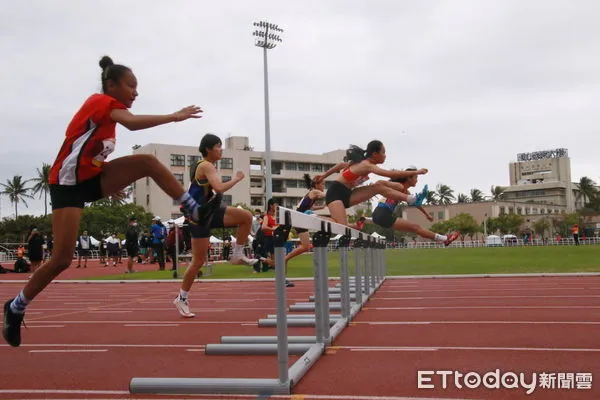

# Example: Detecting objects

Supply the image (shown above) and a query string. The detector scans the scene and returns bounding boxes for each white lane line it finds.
[25,325,65,328]
[124,324,180,327]
[1,343,205,348]
[370,306,600,310]
[29,349,108,353]
[359,321,600,325]
[378,295,600,300]
[23,320,255,324]
[62,302,102,305]
[0,390,475,400]
[338,345,600,353]
[380,287,590,293]
[88,310,132,313]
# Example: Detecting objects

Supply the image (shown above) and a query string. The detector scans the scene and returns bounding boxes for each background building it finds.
[132,136,345,219]
[501,148,579,211]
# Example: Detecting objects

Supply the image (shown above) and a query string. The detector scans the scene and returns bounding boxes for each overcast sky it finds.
[1,0,599,217]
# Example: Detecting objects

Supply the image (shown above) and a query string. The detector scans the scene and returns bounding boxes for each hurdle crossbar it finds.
[129,206,386,396]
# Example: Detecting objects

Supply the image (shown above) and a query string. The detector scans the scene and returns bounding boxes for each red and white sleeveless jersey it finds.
[49,94,127,185]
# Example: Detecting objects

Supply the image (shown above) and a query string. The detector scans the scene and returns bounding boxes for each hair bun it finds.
[99,55,114,70]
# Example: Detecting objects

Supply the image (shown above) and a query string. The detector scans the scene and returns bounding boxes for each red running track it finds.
[1,276,599,399]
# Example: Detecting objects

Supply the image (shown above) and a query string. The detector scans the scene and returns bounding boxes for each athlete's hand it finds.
[234,171,245,182]
[313,174,324,183]
[171,106,203,122]
[417,168,428,175]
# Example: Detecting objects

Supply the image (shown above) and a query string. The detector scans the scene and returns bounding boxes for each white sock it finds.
[232,244,244,258]
[434,234,448,242]
[179,289,188,300]
[407,194,416,204]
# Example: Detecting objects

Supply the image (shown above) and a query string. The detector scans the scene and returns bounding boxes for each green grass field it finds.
[87,244,600,281]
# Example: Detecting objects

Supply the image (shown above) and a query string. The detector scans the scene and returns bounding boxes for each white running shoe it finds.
[173,296,195,318]
[230,255,259,266]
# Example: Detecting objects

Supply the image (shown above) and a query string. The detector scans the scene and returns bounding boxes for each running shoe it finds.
[3,300,24,347]
[173,296,195,318]
[444,231,460,247]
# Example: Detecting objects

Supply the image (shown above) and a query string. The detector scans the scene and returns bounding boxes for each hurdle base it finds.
[130,377,289,395]
[221,335,317,344]
[205,343,311,355]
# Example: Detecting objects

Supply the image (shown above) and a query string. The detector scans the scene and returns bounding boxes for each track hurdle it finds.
[129,207,386,396]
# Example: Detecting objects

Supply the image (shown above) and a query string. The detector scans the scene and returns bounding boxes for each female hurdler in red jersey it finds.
[3,56,207,347]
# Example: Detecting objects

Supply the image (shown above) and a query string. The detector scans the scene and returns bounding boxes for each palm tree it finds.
[457,193,470,203]
[31,163,51,216]
[424,191,438,205]
[490,185,505,200]
[436,184,455,205]
[0,175,33,218]
[577,176,597,206]
[470,188,484,202]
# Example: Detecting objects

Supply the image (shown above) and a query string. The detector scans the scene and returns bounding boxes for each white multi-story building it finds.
[132,136,346,220]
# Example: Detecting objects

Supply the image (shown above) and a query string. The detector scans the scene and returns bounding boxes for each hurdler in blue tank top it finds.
[188,160,214,205]
[297,193,316,213]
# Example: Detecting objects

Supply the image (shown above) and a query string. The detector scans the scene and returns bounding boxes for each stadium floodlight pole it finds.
[253,20,283,202]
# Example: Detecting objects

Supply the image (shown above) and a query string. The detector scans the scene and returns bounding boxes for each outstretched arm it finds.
[110,106,202,131]
[369,165,428,179]
[202,163,243,193]
[314,162,349,183]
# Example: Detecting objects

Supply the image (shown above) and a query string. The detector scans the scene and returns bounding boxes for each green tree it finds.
[0,175,33,218]
[430,220,454,234]
[470,188,484,202]
[577,176,597,206]
[533,218,551,238]
[31,163,52,216]
[424,191,438,205]
[490,185,505,200]
[495,213,524,235]
[456,193,470,203]
[448,213,479,243]
[436,184,455,205]
[81,202,154,238]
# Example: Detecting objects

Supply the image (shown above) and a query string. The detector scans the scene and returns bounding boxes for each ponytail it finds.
[344,145,366,163]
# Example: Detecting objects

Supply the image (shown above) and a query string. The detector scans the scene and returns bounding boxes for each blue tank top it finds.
[297,193,315,213]
[377,197,398,211]
[188,160,213,205]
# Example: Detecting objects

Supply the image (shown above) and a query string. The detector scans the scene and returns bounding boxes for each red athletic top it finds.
[263,213,277,237]
[49,94,127,185]
[341,167,369,187]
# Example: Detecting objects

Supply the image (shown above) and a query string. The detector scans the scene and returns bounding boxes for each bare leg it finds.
[284,232,310,273]
[181,238,209,292]
[392,219,437,241]
[223,207,252,246]
[101,154,185,199]
[22,208,81,300]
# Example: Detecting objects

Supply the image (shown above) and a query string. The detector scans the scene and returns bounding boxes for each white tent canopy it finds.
[371,232,386,239]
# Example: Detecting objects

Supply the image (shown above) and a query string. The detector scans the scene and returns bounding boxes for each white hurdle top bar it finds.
[277,206,368,240]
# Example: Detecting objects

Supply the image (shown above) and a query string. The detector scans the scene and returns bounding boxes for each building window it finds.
[286,180,298,189]
[250,178,262,188]
[251,197,263,207]
[146,194,150,207]
[311,164,324,172]
[271,161,282,174]
[188,155,202,166]
[273,180,284,193]
[298,162,310,172]
[222,176,232,183]
[508,207,514,214]
[222,195,232,206]
[499,207,506,215]
[517,207,522,215]
[219,158,233,170]
[173,173,184,185]
[284,162,297,171]
[525,208,530,215]
[437,211,444,220]
[170,154,185,166]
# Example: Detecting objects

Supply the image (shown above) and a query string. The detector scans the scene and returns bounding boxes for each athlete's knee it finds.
[138,154,160,172]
